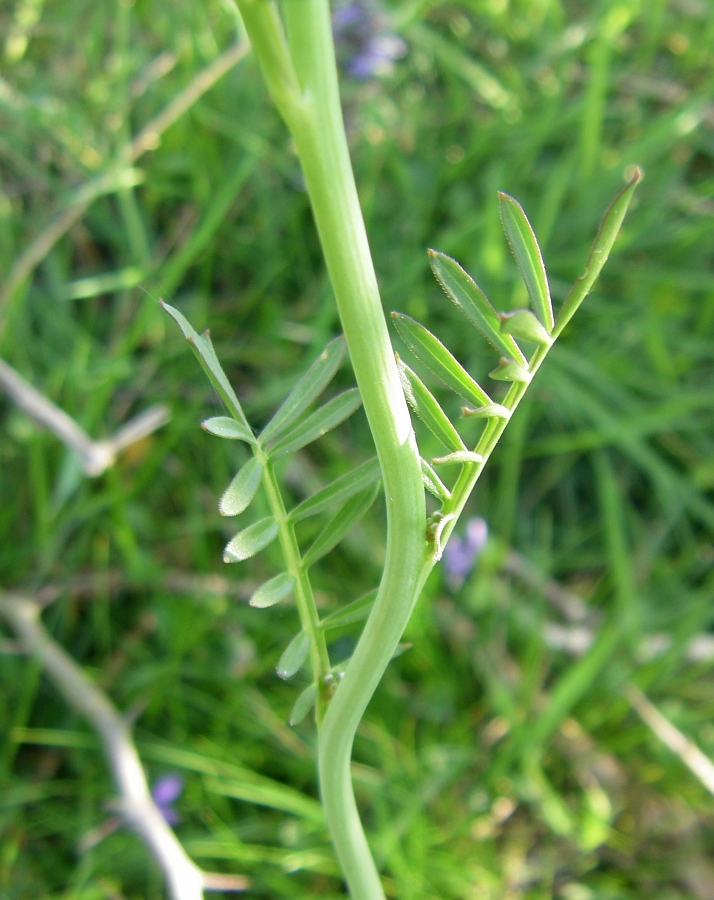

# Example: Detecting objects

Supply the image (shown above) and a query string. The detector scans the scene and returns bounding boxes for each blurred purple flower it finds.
[443,518,488,590]
[151,774,183,826]
[332,1,406,80]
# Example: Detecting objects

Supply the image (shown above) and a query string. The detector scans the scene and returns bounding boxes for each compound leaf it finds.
[499,192,554,332]
[267,389,362,458]
[219,458,263,516]
[319,589,378,631]
[398,357,466,453]
[391,312,492,407]
[250,573,295,608]
[302,483,379,569]
[555,167,642,337]
[289,683,318,726]
[224,517,278,563]
[277,631,311,679]
[161,301,252,435]
[289,457,381,523]
[260,336,346,446]
[203,416,254,443]
[428,251,527,365]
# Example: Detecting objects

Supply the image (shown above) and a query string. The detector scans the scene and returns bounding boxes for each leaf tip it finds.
[625,164,644,184]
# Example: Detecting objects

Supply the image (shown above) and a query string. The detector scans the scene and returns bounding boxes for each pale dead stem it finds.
[624,684,714,798]
[0,358,170,476]
[0,591,249,899]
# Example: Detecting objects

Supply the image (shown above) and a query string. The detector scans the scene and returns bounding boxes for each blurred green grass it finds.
[1,0,714,897]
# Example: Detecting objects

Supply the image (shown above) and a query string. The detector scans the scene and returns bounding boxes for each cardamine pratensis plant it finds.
[162,3,641,897]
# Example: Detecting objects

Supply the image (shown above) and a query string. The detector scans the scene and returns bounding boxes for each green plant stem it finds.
[259,456,331,719]
[234,1,426,895]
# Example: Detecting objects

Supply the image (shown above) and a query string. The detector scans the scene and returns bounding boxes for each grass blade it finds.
[223,517,278,563]
[302,483,380,569]
[267,389,362,458]
[205,773,323,822]
[554,167,642,337]
[398,357,466,453]
[289,457,381,523]
[428,251,526,365]
[319,589,378,631]
[249,573,296,609]
[260,336,346,445]
[161,301,253,434]
[202,416,254,443]
[289,683,318,726]
[219,458,263,517]
[277,631,311,679]
[391,312,492,407]
[499,192,554,332]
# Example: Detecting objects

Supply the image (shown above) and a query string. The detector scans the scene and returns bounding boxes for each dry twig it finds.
[0,592,249,898]
[0,358,169,476]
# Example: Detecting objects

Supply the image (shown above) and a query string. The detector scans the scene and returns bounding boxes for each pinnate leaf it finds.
[398,357,466,453]
[499,309,552,346]
[555,167,642,337]
[499,193,554,332]
[428,251,526,365]
[319,589,378,631]
[203,416,254,443]
[391,312,492,407]
[224,517,278,563]
[267,389,362,458]
[289,683,318,726]
[219,458,263,516]
[277,631,311,679]
[302,483,380,569]
[161,301,252,434]
[260,336,346,445]
[289,457,381,523]
[250,573,295,608]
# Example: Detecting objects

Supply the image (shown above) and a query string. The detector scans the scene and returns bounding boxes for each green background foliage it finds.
[1,0,714,896]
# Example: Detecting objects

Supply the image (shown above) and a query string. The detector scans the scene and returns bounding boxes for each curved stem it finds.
[234,1,426,895]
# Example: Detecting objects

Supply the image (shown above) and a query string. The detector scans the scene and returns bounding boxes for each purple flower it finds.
[151,774,184,826]
[332,1,406,80]
[443,518,488,590]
